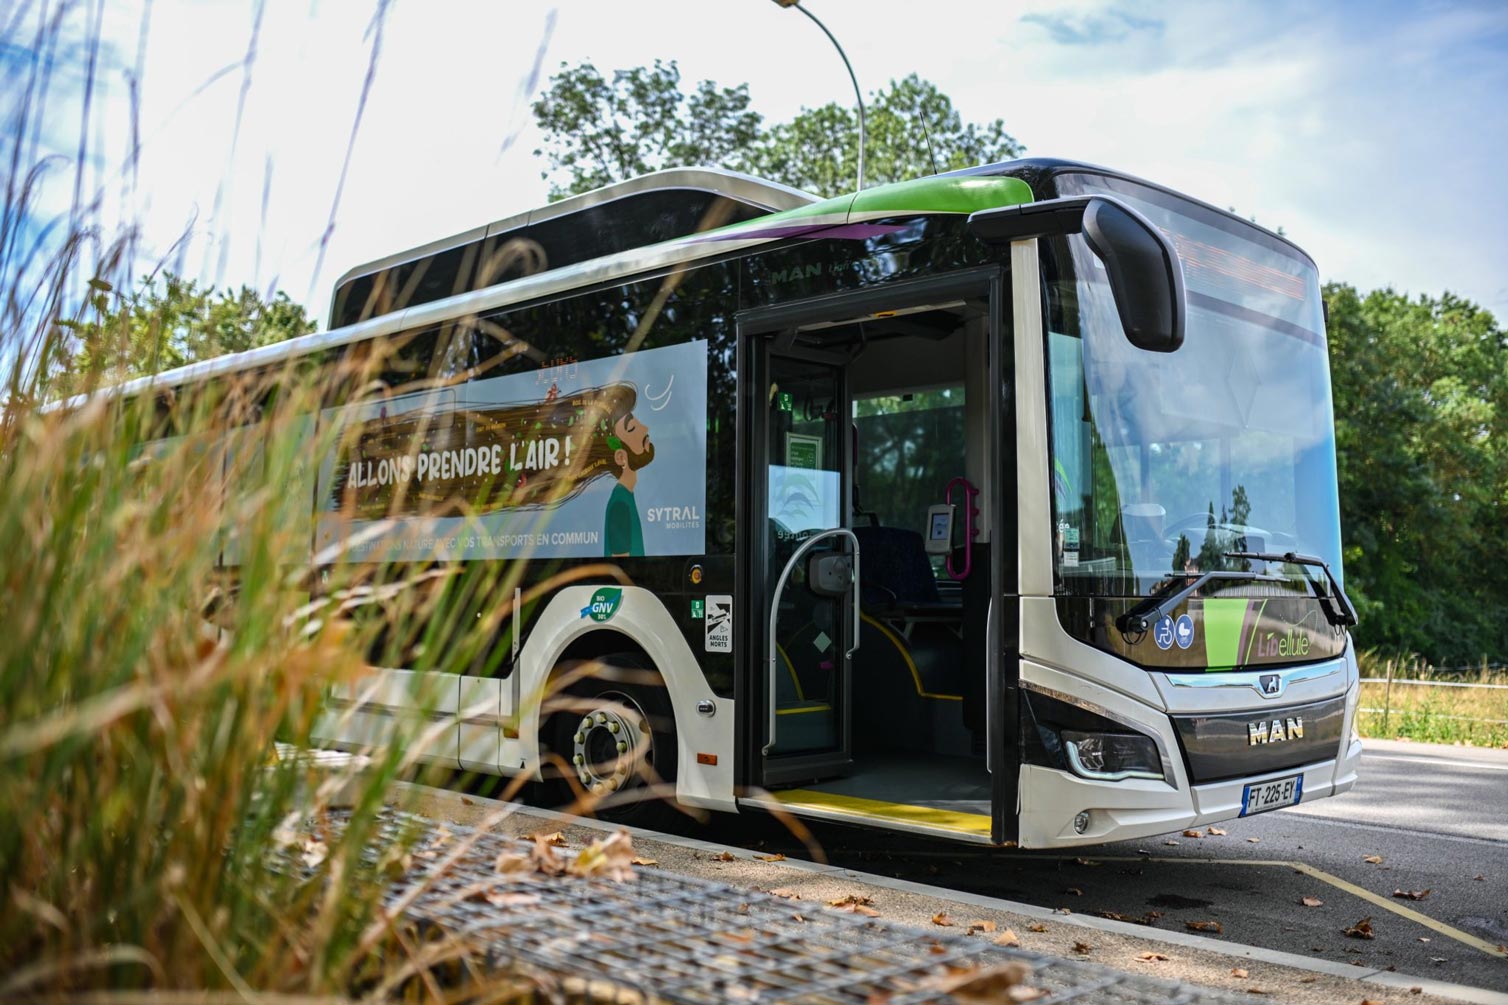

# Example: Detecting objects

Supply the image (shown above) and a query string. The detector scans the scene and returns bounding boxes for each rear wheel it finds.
[546,656,678,824]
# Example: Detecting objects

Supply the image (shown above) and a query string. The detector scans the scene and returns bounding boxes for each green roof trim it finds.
[694,174,1036,242]
[848,175,1034,217]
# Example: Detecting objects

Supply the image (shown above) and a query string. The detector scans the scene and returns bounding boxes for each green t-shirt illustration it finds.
[604,482,644,557]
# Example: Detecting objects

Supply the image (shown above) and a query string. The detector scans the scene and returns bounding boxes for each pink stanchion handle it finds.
[944,476,980,581]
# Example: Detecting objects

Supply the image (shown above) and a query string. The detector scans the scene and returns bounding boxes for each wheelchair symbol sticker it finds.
[1153,615,1176,650]
[1175,613,1195,649]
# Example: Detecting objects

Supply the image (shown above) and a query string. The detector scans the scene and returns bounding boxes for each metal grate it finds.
[301,809,1262,1004]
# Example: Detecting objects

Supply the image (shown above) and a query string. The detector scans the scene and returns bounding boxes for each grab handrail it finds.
[763,527,860,756]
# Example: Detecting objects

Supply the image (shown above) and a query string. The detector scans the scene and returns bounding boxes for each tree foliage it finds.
[533,62,1023,200]
[48,273,316,396]
[1326,283,1508,663]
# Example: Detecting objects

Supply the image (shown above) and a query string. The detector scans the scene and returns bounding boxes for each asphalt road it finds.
[670,739,1508,995]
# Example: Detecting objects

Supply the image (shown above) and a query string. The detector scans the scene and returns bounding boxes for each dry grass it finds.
[1356,655,1508,748]
[0,4,559,1000]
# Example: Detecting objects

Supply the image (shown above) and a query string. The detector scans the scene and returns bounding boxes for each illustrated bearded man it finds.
[601,392,655,558]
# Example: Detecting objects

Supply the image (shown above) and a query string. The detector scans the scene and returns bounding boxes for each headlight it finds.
[1062,730,1164,781]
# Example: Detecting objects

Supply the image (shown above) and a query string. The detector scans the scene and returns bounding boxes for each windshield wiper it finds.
[1226,551,1359,628]
[1116,570,1283,636]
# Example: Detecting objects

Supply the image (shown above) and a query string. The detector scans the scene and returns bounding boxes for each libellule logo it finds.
[580,587,623,623]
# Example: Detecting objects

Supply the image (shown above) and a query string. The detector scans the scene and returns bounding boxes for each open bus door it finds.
[737,271,1019,845]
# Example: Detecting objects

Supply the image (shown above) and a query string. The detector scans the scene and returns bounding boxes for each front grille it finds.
[1170,695,1345,783]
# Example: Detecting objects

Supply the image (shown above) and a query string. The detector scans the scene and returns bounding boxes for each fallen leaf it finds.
[1163,840,1180,846]
[966,919,997,934]
[830,895,880,917]
[791,912,805,923]
[1207,826,1227,836]
[1393,888,1431,901]
[530,834,567,876]
[483,890,542,907]
[768,887,800,900]
[568,830,635,881]
[1344,917,1375,940]
[529,830,567,847]
[1186,920,1224,934]
[1300,976,1318,983]
[494,851,531,875]
[1360,1000,1387,1005]
[1064,887,1083,896]
[933,961,1037,1004]
[1247,837,1261,843]
[1183,829,1204,838]
[1247,988,1271,995]
[300,838,328,870]
[1138,952,1169,962]
[1027,922,1049,933]
[994,928,1021,947]
[754,852,786,862]
[1363,855,1384,864]
[1072,941,1093,955]
[1054,907,1072,915]
[1301,896,1324,907]
[932,912,956,927]
[460,795,474,805]
[631,857,658,867]
[928,940,948,955]
[1230,967,1248,978]
[1473,874,1485,881]
[1418,937,1430,943]
[1410,987,1424,994]
[714,850,736,862]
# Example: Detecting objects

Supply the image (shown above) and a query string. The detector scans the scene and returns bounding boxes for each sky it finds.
[7,0,1507,327]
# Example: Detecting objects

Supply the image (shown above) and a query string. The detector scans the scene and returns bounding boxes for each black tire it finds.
[544,655,679,825]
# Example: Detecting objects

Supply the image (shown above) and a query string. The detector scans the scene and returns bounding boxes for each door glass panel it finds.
[766,355,847,756]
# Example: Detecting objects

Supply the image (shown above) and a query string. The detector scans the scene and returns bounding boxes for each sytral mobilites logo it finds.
[580,587,623,623]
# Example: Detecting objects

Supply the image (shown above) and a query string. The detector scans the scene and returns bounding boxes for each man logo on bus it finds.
[601,391,655,558]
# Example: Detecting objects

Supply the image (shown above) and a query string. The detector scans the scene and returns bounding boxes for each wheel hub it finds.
[570,693,649,795]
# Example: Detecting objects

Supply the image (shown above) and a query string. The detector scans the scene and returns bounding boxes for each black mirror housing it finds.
[968,195,1186,353]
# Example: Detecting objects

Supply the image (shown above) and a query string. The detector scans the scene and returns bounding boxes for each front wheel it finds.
[547,657,679,824]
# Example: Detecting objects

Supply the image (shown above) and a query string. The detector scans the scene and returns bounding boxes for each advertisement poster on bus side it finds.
[315,340,707,561]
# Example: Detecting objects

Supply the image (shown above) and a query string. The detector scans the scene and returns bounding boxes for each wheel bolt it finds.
[616,741,628,753]
[573,732,584,744]
[573,754,584,765]
[608,721,620,734]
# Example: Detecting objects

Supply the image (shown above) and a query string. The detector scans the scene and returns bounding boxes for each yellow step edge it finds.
[770,787,992,837]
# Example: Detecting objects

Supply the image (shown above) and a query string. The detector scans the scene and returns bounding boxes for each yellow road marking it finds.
[1290,861,1508,959]
[770,788,991,837]
[1006,853,1507,959]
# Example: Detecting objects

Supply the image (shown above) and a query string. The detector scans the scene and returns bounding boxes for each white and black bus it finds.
[111,160,1362,847]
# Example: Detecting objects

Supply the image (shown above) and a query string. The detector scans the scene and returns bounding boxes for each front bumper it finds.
[1018,734,1363,848]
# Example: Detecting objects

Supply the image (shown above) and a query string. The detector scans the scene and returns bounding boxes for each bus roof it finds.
[71,166,1040,407]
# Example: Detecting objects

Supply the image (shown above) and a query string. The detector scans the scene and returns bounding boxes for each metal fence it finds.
[1359,675,1508,728]
[294,808,1260,1005]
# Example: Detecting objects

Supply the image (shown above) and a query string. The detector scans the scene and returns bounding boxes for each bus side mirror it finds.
[968,195,1186,353]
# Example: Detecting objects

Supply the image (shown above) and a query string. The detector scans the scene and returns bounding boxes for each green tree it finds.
[531,60,762,199]
[1326,282,1508,663]
[533,63,1023,200]
[49,273,316,396]
[749,74,1023,198]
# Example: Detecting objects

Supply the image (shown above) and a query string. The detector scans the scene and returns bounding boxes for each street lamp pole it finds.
[771,1,865,192]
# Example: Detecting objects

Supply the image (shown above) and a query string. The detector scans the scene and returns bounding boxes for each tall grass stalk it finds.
[0,3,555,998]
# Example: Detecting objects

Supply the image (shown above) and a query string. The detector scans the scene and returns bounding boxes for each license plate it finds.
[1240,774,1303,816]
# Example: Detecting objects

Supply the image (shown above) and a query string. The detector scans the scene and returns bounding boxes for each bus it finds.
[107,159,1362,848]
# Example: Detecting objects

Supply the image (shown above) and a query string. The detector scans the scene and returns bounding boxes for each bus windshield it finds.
[1045,173,1343,600]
